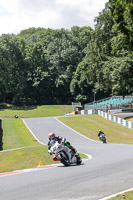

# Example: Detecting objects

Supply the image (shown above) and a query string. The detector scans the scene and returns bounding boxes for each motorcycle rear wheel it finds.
[76,154,82,165]
[103,138,107,143]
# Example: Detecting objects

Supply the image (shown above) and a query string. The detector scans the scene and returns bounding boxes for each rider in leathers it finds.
[98,130,106,141]
[48,132,77,161]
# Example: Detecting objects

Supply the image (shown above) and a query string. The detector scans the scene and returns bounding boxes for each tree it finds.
[0,34,25,103]
[109,0,133,48]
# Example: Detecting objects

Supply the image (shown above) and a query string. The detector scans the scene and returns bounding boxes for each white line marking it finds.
[100,187,133,200]
[0,163,62,178]
[21,117,133,199]
[80,153,93,161]
[22,119,45,145]
[55,117,100,143]
[0,118,92,178]
[0,145,41,153]
[0,156,91,178]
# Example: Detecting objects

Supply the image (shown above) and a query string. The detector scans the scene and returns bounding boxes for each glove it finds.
[61,138,66,145]
[48,150,52,155]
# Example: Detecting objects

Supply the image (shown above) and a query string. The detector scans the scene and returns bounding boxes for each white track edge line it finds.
[22,119,46,145]
[0,118,90,175]
[55,117,99,143]
[0,145,40,152]
[100,187,133,200]
[21,117,133,199]
[0,154,91,178]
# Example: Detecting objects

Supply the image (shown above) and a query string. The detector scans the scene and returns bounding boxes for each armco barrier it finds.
[77,109,133,130]
[0,120,3,151]
[78,109,98,115]
[98,110,133,130]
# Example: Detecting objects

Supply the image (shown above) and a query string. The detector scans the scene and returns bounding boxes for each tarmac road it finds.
[0,117,133,200]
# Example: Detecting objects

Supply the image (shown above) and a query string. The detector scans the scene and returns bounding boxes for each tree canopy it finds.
[0,1,132,105]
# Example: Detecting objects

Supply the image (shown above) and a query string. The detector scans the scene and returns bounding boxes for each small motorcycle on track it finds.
[48,141,82,166]
[98,133,107,143]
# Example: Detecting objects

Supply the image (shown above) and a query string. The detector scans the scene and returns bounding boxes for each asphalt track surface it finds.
[1,117,133,200]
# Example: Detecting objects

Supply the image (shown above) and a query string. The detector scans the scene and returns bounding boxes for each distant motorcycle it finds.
[48,141,82,166]
[98,133,107,143]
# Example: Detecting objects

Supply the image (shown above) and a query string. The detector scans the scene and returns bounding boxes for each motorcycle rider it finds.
[98,130,105,138]
[98,130,106,142]
[48,132,77,161]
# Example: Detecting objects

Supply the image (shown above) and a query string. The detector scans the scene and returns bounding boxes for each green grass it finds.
[0,107,133,199]
[0,105,133,175]
[128,117,133,122]
[0,105,72,118]
[0,146,52,173]
[109,191,133,200]
[59,115,133,144]
[0,116,87,173]
[59,115,133,200]
[2,118,40,149]
[0,146,87,173]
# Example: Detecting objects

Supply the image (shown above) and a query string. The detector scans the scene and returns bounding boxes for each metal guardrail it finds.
[0,120,3,151]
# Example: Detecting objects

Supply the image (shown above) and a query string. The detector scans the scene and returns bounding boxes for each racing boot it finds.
[53,156,59,161]
[70,146,77,157]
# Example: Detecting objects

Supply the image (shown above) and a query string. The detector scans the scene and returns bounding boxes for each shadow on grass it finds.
[124,115,133,120]
[0,104,37,111]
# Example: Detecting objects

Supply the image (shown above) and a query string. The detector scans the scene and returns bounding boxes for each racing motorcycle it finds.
[98,133,107,143]
[48,141,82,166]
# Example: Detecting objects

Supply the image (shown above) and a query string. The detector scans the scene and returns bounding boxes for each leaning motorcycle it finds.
[99,134,107,143]
[48,141,82,166]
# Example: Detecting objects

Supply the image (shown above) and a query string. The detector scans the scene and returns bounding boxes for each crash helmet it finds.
[48,132,56,140]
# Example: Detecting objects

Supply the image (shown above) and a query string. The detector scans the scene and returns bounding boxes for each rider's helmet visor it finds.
[50,136,55,140]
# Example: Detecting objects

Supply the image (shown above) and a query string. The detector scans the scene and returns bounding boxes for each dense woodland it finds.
[0,0,133,105]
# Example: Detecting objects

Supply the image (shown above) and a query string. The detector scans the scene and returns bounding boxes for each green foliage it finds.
[70,59,93,102]
[83,2,133,97]
[0,2,133,105]
[0,34,25,103]
[109,0,133,46]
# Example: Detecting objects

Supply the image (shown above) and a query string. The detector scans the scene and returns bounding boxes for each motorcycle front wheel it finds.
[58,152,70,166]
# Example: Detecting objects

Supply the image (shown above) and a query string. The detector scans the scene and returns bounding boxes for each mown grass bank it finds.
[0,117,87,173]
[0,105,73,172]
[59,115,133,200]
[128,117,133,122]
[0,145,87,173]
[2,118,40,149]
[109,191,133,200]
[0,105,133,173]
[59,115,133,144]
[0,104,133,199]
[0,105,72,118]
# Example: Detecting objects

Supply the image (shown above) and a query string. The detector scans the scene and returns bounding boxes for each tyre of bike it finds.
[103,137,107,143]
[75,154,82,165]
[58,151,70,166]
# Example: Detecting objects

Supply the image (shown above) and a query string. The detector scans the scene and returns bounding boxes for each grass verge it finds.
[109,191,133,200]
[2,118,40,149]
[0,117,87,173]
[0,145,87,173]
[0,105,72,118]
[59,115,133,200]
[59,115,133,144]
